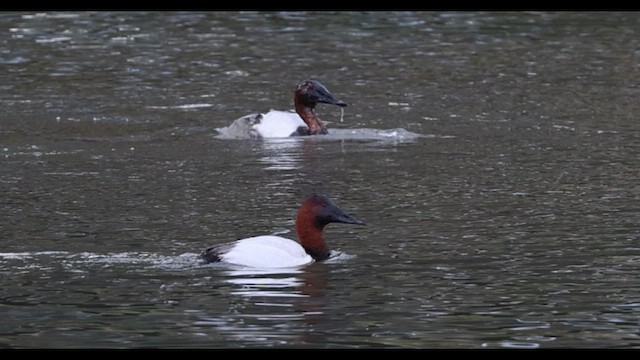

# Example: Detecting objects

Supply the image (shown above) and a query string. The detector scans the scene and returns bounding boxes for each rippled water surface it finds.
[2,11,640,348]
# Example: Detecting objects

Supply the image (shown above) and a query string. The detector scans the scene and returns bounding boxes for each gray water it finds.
[1,11,640,348]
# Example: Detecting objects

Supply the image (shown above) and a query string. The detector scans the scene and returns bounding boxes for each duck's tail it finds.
[200,243,232,264]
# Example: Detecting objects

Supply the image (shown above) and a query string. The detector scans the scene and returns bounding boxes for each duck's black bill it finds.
[313,86,347,107]
[319,97,347,107]
[332,212,366,226]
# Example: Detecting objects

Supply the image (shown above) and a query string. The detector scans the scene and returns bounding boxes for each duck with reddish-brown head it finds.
[220,80,347,139]
[200,194,364,268]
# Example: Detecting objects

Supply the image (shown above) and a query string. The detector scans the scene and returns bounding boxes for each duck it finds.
[200,194,365,268]
[224,80,347,139]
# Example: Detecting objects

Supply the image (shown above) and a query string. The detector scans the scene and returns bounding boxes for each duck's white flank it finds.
[251,110,306,138]
[219,235,314,268]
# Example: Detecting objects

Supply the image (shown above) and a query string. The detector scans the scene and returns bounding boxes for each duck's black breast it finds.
[291,126,311,136]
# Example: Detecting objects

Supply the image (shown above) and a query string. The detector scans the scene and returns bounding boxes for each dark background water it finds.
[1,11,640,348]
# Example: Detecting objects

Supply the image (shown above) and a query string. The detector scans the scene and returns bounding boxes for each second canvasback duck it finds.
[226,80,347,138]
[200,194,365,268]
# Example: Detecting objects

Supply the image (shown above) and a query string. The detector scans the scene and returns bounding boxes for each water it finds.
[1,11,640,348]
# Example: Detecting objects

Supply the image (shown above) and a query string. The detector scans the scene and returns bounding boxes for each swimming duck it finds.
[225,80,347,138]
[201,194,365,268]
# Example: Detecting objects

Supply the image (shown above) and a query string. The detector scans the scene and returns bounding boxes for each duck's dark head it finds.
[295,193,365,261]
[294,80,347,109]
[293,80,347,135]
[298,193,365,230]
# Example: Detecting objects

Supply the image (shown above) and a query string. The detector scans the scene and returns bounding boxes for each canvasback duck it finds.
[200,194,365,268]
[228,80,347,138]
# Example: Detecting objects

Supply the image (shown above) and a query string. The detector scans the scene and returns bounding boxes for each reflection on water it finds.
[253,130,424,172]
[258,138,304,171]
[224,267,308,298]
[195,263,330,346]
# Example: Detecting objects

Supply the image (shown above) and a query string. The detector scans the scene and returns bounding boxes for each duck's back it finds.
[217,235,314,268]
